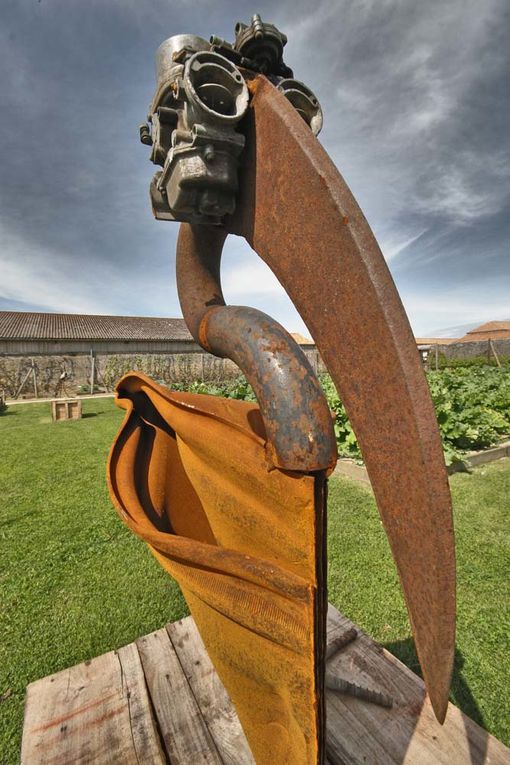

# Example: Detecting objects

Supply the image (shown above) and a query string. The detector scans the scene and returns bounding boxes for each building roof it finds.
[415,337,458,346]
[457,320,510,343]
[0,311,193,342]
[291,332,314,345]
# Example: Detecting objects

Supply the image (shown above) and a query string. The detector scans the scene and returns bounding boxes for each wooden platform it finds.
[21,605,510,765]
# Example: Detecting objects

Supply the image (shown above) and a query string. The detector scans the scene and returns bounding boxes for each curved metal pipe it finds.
[176,224,337,473]
[177,76,455,724]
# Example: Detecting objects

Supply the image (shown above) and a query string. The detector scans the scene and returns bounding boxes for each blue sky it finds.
[1,0,509,337]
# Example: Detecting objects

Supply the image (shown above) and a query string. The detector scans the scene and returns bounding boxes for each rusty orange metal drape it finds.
[107,372,332,765]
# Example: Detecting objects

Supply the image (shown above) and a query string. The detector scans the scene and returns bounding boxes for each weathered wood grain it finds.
[116,643,167,763]
[21,645,165,765]
[326,604,510,765]
[136,627,223,764]
[167,616,256,765]
[22,605,510,765]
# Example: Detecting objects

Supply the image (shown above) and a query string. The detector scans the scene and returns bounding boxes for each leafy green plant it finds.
[77,384,102,394]
[170,366,510,467]
[171,376,257,401]
[319,375,360,458]
[438,355,510,369]
[426,367,510,463]
[322,365,510,465]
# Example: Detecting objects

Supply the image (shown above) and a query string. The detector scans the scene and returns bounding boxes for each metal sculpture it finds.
[108,15,455,765]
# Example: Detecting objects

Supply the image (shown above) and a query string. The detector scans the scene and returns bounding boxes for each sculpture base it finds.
[21,604,509,764]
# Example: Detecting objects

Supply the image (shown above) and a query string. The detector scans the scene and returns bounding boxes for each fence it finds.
[0,349,326,400]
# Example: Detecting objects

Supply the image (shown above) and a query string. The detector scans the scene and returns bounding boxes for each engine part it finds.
[277,78,323,136]
[142,17,323,224]
[233,14,291,76]
[145,38,249,224]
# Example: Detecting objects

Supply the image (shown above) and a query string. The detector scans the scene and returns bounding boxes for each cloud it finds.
[221,256,284,300]
[0,228,106,314]
[0,220,179,317]
[0,0,508,338]
[403,284,510,336]
[381,230,428,262]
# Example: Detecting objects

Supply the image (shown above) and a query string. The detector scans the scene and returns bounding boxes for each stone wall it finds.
[440,338,510,362]
[0,349,326,399]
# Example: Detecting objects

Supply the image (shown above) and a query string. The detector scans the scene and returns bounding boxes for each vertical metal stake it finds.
[90,350,96,394]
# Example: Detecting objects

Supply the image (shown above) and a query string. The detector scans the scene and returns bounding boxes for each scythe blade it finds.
[226,75,456,723]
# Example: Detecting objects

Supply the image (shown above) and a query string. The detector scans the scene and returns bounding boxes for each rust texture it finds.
[231,75,456,722]
[108,372,330,764]
[176,224,337,472]
[176,75,456,724]
[109,68,456,765]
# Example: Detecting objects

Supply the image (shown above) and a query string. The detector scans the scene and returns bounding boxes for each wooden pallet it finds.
[21,605,510,764]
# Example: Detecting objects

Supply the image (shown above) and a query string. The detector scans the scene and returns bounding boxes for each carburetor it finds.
[141,15,323,224]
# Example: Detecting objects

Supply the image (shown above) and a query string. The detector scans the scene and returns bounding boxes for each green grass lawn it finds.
[1,398,509,762]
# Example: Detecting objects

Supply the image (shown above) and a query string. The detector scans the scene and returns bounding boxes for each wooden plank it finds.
[325,604,510,765]
[167,616,255,765]
[116,643,167,763]
[22,606,510,765]
[136,627,223,764]
[21,646,165,765]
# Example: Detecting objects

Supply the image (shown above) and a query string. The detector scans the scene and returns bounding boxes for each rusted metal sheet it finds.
[108,372,331,765]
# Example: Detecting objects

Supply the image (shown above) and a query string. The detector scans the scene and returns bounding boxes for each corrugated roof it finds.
[457,320,510,343]
[0,311,193,342]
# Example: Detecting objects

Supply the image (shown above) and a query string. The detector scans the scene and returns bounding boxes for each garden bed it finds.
[321,365,510,469]
[336,438,510,484]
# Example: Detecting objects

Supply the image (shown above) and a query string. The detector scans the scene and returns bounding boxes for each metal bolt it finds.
[204,144,216,163]
[252,14,264,39]
[139,124,153,146]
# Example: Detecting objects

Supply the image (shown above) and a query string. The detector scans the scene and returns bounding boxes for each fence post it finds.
[90,350,96,394]
[31,358,38,398]
[489,339,501,368]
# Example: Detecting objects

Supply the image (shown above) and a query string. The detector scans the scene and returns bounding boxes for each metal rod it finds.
[31,359,38,399]
[90,350,95,394]
[176,225,337,473]
[325,628,357,660]
[325,671,393,708]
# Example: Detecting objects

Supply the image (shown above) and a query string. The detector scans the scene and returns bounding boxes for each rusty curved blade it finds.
[227,76,456,722]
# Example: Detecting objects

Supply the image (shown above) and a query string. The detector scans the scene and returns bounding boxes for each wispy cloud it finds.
[381,230,428,262]
[403,285,510,336]
[0,0,508,337]
[0,225,108,314]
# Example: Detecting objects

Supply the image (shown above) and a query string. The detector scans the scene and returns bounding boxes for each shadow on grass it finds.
[384,636,488,764]
[82,413,99,419]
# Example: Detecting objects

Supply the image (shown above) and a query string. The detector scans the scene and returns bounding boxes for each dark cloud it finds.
[0,0,508,334]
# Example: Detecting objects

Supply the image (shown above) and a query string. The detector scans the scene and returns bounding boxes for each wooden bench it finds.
[21,604,510,764]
